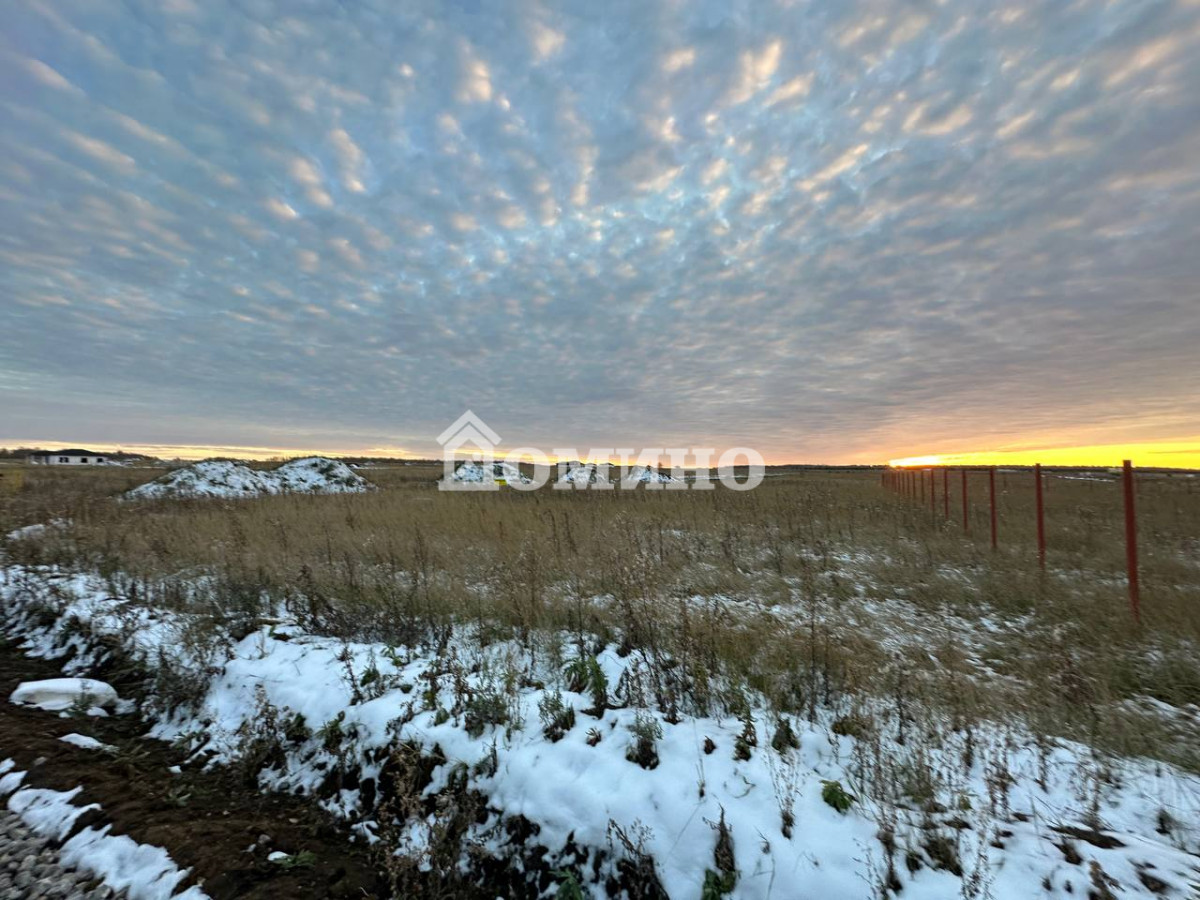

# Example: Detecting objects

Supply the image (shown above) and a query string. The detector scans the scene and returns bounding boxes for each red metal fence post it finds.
[1123,459,1141,622]
[943,468,949,518]
[989,466,998,550]
[1034,463,1046,569]
[961,469,969,533]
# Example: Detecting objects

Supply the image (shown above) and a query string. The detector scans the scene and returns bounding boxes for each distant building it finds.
[29,449,109,466]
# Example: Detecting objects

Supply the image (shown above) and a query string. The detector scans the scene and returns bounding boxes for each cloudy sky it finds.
[2,0,1199,464]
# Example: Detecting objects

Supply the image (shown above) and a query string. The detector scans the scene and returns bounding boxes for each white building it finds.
[29,449,109,466]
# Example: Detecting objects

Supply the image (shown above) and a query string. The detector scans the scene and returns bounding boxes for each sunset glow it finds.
[889,440,1200,470]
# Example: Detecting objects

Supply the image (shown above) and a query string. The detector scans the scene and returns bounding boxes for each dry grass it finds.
[3,461,1199,769]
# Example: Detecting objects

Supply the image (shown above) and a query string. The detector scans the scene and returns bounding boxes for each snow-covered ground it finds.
[124,457,374,500]
[1,566,1197,898]
[0,759,207,899]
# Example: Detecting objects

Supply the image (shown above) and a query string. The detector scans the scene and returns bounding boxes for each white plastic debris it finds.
[59,733,116,753]
[10,678,120,712]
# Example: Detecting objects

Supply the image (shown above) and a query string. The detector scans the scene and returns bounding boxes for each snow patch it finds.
[5,518,70,541]
[62,828,209,900]
[7,786,98,840]
[1,765,207,899]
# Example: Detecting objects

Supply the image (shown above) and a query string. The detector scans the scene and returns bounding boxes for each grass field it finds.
[4,461,1199,773]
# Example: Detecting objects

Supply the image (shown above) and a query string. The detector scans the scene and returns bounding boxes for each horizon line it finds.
[3,437,1199,471]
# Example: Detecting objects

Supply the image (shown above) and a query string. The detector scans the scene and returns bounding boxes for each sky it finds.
[2,0,1199,466]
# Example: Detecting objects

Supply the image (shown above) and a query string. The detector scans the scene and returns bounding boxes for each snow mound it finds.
[271,457,374,493]
[10,678,119,712]
[124,461,271,499]
[558,463,610,485]
[622,465,680,484]
[124,457,374,500]
[446,461,532,484]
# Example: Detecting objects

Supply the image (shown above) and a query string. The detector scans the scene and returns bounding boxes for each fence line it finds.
[883,460,1141,620]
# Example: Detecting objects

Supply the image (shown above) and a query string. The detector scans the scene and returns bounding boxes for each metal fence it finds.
[882,460,1141,621]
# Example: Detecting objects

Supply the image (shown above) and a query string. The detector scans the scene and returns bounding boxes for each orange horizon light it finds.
[888,439,1200,471]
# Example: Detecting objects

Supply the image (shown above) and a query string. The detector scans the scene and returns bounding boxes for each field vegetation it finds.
[4,461,1199,773]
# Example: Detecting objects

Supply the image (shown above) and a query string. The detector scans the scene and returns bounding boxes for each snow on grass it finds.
[5,518,69,541]
[3,566,1199,898]
[0,762,207,899]
[6,522,48,540]
[123,457,373,500]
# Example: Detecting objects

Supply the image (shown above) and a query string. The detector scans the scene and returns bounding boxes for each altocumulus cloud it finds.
[1,0,1199,460]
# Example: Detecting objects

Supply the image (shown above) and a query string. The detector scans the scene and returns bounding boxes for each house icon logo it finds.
[436,410,502,490]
